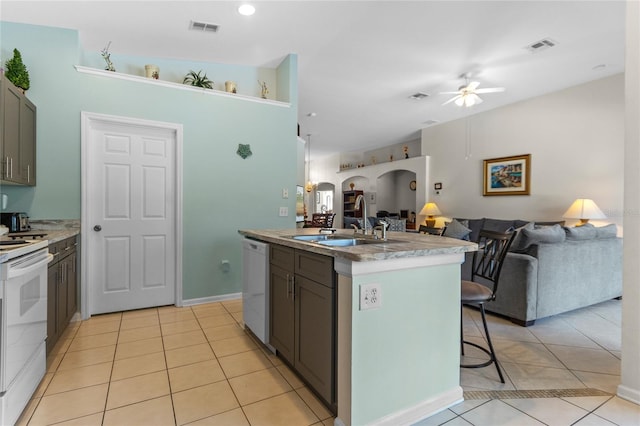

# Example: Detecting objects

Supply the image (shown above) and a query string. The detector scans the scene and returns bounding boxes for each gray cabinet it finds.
[269,244,336,412]
[0,75,36,185]
[47,235,78,354]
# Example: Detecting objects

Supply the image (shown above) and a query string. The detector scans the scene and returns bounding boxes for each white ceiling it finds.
[1,1,626,158]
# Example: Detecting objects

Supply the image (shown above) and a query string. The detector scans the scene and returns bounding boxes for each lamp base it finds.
[576,219,590,226]
[425,218,436,228]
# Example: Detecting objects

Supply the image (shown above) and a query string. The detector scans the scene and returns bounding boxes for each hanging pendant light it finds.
[305,134,315,192]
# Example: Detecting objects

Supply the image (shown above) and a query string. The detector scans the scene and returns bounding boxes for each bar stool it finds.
[461,229,516,383]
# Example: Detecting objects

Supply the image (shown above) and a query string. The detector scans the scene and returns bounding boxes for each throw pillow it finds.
[595,223,617,239]
[564,223,597,240]
[510,224,565,252]
[385,218,406,232]
[344,217,361,229]
[443,219,472,240]
[508,222,535,252]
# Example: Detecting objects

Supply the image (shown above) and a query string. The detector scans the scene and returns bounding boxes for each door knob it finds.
[93,225,102,232]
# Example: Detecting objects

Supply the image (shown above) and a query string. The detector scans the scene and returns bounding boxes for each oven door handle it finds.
[5,253,54,279]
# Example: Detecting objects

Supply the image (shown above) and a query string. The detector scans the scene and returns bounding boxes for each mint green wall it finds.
[1,22,298,300]
[350,264,461,425]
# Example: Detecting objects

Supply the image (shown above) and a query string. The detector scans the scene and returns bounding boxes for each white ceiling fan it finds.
[441,79,505,107]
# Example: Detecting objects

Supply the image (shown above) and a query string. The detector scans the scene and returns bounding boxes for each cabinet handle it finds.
[27,165,30,182]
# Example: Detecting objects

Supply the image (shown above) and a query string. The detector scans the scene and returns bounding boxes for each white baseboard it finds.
[367,386,464,426]
[617,384,640,405]
[182,292,242,306]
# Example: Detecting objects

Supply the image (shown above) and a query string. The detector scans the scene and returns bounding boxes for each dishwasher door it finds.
[242,238,270,346]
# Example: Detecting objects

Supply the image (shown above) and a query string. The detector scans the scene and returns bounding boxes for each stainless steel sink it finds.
[290,234,353,242]
[290,234,400,246]
[317,238,401,247]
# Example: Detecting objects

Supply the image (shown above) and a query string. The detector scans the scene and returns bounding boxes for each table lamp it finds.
[419,202,441,227]
[562,198,606,226]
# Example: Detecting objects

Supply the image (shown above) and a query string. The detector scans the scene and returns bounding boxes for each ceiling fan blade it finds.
[475,87,505,94]
[442,95,462,106]
[466,81,480,91]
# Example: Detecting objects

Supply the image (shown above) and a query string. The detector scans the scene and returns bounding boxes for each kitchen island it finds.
[239,228,476,426]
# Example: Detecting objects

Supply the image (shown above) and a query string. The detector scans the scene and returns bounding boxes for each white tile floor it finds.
[416,299,640,426]
[17,298,639,425]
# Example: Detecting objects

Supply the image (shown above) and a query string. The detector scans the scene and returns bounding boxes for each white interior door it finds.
[82,113,182,316]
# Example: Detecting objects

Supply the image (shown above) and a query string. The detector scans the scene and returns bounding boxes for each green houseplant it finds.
[183,70,213,89]
[4,48,30,91]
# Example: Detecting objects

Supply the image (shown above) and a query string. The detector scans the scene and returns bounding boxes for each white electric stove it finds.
[0,231,51,425]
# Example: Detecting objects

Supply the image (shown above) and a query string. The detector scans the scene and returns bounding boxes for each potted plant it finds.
[183,70,213,89]
[4,48,30,92]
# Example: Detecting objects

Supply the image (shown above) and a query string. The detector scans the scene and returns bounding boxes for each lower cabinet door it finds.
[46,265,58,354]
[269,264,295,364]
[294,275,334,405]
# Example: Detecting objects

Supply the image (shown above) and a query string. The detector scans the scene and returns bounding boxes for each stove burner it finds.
[7,233,47,240]
[0,240,28,246]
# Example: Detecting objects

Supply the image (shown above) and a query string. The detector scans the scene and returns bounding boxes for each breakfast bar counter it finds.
[239,228,476,426]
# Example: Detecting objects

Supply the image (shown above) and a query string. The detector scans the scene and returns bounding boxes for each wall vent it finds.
[526,38,556,53]
[190,20,220,33]
[409,92,430,100]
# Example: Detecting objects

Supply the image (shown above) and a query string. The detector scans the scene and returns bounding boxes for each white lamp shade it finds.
[562,198,606,220]
[419,202,442,217]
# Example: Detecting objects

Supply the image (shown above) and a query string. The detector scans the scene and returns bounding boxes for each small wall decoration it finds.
[236,144,252,159]
[483,154,531,196]
[258,80,269,99]
[101,41,116,72]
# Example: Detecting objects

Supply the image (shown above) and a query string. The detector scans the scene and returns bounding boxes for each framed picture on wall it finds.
[483,154,531,196]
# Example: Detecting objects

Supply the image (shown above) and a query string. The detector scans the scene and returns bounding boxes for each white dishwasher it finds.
[242,238,271,348]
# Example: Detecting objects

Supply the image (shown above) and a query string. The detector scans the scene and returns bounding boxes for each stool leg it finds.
[460,305,465,356]
[479,304,505,383]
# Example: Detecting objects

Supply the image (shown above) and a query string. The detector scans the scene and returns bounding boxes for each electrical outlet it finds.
[279,207,288,217]
[360,283,382,310]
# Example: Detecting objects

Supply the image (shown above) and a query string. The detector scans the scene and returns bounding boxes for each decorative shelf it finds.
[74,65,291,108]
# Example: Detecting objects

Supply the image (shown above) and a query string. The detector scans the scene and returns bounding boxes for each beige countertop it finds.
[238,228,476,262]
[29,220,80,244]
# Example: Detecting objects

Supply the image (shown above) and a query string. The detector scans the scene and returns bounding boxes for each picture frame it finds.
[483,154,531,196]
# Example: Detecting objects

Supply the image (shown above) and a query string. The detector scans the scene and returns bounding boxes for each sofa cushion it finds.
[483,218,517,234]
[444,219,472,240]
[510,224,566,252]
[508,222,535,252]
[596,224,617,239]
[564,223,597,240]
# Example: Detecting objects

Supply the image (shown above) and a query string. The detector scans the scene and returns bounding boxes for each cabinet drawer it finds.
[270,244,294,270]
[295,251,334,287]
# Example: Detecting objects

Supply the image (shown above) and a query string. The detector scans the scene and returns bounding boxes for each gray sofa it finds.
[456,218,622,326]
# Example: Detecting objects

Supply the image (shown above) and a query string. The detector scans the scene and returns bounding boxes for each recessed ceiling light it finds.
[238,4,255,16]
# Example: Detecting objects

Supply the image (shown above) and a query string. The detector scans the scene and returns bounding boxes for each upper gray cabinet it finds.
[0,75,36,186]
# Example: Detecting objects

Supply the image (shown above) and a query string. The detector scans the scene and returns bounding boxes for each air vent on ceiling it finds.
[190,20,220,33]
[423,119,439,126]
[409,92,430,100]
[526,38,556,53]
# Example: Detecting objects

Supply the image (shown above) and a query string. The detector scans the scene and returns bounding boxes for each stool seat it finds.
[461,280,494,303]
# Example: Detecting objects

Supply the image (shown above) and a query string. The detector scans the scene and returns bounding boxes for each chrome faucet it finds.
[354,194,370,235]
